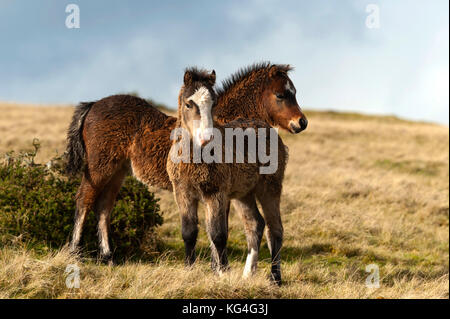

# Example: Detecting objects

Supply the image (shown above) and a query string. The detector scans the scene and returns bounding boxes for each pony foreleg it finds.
[174,186,199,266]
[205,194,229,274]
[181,207,199,266]
[257,193,283,286]
[232,195,265,278]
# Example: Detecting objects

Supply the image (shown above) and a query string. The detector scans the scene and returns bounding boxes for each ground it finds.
[0,102,448,298]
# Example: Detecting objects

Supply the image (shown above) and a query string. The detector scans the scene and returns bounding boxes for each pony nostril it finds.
[289,121,301,133]
[299,118,308,130]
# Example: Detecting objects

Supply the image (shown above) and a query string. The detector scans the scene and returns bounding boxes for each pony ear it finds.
[269,65,288,78]
[269,65,281,78]
[184,71,193,86]
[209,70,216,85]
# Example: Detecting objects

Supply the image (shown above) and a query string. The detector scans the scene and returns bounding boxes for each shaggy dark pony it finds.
[167,68,287,283]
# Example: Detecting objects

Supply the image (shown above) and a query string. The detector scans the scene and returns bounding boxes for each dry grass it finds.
[0,102,73,163]
[0,102,448,299]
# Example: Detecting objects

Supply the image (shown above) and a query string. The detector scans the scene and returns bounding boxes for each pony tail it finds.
[65,102,94,176]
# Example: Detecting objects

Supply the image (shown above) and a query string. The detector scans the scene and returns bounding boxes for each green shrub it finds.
[0,140,163,261]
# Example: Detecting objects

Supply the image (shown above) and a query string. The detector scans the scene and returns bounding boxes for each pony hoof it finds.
[270,274,282,286]
[185,262,196,269]
[98,254,113,266]
[242,271,256,280]
[68,245,81,258]
[218,265,230,276]
[185,256,197,268]
[211,263,230,275]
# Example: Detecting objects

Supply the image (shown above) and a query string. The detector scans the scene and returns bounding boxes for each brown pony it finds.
[167,69,287,283]
[66,62,307,263]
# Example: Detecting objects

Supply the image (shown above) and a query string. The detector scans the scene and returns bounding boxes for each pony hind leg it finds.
[204,194,229,274]
[69,175,101,254]
[232,194,265,278]
[256,192,283,285]
[95,164,128,263]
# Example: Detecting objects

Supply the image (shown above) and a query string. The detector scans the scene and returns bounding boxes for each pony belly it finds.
[130,126,174,191]
[229,176,260,199]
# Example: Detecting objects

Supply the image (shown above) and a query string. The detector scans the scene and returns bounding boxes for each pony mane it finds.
[184,66,215,84]
[217,62,293,96]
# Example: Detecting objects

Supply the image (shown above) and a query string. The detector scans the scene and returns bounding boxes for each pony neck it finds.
[214,76,268,124]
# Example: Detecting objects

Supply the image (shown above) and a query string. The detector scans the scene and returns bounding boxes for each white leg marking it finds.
[243,248,258,278]
[98,214,110,255]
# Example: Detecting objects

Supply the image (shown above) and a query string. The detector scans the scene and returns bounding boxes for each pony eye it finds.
[185,103,192,109]
[276,93,284,99]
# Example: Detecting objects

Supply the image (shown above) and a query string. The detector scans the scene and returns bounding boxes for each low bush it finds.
[0,140,163,261]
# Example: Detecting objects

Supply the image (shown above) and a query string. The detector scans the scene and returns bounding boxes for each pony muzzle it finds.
[289,117,308,134]
[195,127,215,146]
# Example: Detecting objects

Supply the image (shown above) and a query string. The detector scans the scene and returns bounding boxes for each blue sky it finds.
[0,0,448,124]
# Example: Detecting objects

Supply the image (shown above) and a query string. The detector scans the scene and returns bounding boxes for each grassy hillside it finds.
[0,102,448,298]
